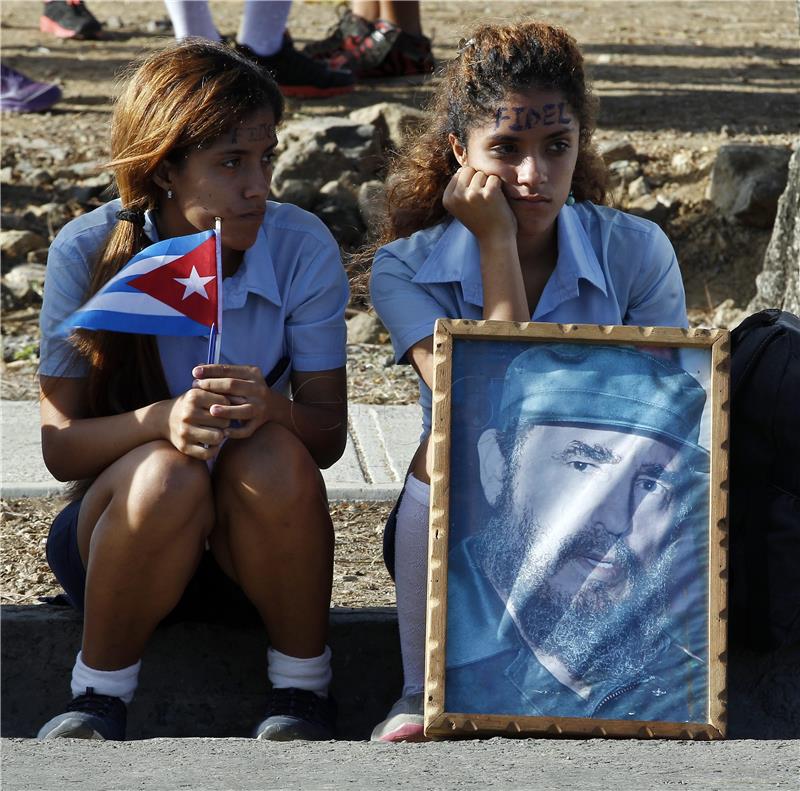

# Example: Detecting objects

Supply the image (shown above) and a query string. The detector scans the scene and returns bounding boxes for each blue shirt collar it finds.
[143,210,281,309]
[410,206,608,313]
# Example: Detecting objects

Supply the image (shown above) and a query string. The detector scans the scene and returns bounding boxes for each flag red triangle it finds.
[128,236,217,327]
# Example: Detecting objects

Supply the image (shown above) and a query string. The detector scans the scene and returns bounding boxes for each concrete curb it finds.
[2,604,799,742]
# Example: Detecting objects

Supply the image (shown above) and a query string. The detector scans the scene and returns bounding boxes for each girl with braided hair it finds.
[369,20,689,741]
[37,40,348,742]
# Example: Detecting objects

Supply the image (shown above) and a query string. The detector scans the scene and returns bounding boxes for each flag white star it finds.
[174,266,215,300]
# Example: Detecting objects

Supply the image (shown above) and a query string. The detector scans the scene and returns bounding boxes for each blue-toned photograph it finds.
[444,339,711,725]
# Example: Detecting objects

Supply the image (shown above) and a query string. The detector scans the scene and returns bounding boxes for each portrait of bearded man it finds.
[444,343,710,723]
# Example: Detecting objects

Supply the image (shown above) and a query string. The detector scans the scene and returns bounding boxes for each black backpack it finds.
[729,309,800,650]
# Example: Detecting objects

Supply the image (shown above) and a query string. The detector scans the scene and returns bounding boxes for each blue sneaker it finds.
[254,687,337,741]
[37,688,127,741]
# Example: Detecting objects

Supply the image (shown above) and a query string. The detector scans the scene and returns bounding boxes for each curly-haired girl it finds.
[370,20,688,741]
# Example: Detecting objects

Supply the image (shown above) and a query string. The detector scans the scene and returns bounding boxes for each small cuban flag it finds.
[64,221,224,363]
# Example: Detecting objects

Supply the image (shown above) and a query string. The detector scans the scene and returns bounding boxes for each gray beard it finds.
[473,507,674,685]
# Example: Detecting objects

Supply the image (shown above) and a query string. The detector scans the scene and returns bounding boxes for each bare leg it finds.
[212,422,334,658]
[378,1,422,35]
[77,441,214,670]
[352,1,380,21]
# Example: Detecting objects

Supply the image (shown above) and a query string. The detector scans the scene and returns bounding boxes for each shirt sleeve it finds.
[624,227,688,328]
[39,236,91,378]
[284,240,349,372]
[370,249,448,364]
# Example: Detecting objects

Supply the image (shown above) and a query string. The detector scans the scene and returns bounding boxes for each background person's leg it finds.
[237,0,291,57]
[164,0,220,41]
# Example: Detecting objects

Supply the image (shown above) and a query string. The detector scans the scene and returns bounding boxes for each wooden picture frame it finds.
[425,320,729,740]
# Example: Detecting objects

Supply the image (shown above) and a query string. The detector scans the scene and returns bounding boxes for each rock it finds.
[710,299,748,330]
[56,172,114,203]
[608,159,642,184]
[27,248,50,265]
[599,139,637,164]
[0,230,48,262]
[0,166,13,182]
[627,176,650,199]
[146,18,173,33]
[2,263,47,302]
[0,214,31,232]
[626,194,673,225]
[748,142,800,315]
[357,180,387,231]
[29,170,53,187]
[347,311,386,344]
[315,180,364,247]
[270,178,322,210]
[670,151,694,176]
[105,15,124,29]
[278,116,383,178]
[348,102,426,151]
[707,144,792,228]
[273,139,352,186]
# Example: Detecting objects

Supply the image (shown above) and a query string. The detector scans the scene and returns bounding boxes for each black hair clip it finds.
[116,208,146,227]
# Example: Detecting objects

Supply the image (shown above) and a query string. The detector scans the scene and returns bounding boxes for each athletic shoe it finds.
[254,687,337,741]
[370,692,427,742]
[37,688,127,741]
[301,9,374,61]
[40,1,102,40]
[323,20,435,79]
[237,34,354,99]
[0,65,61,113]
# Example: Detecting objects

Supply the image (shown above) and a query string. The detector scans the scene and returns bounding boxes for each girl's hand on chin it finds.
[443,166,518,244]
[191,364,272,440]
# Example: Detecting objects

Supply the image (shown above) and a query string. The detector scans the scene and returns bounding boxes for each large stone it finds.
[607,159,642,185]
[348,102,426,151]
[347,311,386,344]
[708,144,792,228]
[357,180,387,232]
[2,263,47,302]
[626,194,673,225]
[270,178,322,210]
[314,181,364,247]
[0,230,48,262]
[599,139,637,164]
[273,140,351,187]
[278,116,382,178]
[748,141,800,315]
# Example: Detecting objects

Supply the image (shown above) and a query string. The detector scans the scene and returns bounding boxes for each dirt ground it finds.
[1,1,799,606]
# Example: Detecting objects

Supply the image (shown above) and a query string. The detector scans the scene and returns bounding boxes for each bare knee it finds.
[113,443,213,538]
[216,424,325,512]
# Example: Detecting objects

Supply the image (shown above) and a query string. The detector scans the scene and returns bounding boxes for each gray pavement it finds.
[2,737,798,790]
[0,400,421,500]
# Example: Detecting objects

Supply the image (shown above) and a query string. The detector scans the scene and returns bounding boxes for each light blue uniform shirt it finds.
[370,202,688,436]
[40,199,349,397]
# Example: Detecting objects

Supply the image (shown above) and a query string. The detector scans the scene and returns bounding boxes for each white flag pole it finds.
[213,216,223,364]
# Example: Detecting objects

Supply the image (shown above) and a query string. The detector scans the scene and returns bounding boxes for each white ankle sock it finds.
[164,0,220,41]
[238,0,292,56]
[71,651,140,705]
[394,473,431,697]
[268,645,332,698]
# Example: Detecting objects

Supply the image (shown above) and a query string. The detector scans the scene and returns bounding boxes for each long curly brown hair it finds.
[378,20,608,250]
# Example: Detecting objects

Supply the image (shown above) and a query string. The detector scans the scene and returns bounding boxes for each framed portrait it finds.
[424,321,729,740]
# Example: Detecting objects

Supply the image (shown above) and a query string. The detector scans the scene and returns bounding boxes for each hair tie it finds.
[116,209,145,227]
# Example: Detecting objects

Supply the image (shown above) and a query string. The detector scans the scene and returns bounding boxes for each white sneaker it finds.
[370,692,427,742]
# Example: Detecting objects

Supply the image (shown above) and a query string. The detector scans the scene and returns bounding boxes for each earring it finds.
[167,189,173,199]
[565,190,575,206]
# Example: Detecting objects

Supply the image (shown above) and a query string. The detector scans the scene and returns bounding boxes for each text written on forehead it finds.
[494,103,573,131]
[230,122,276,145]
